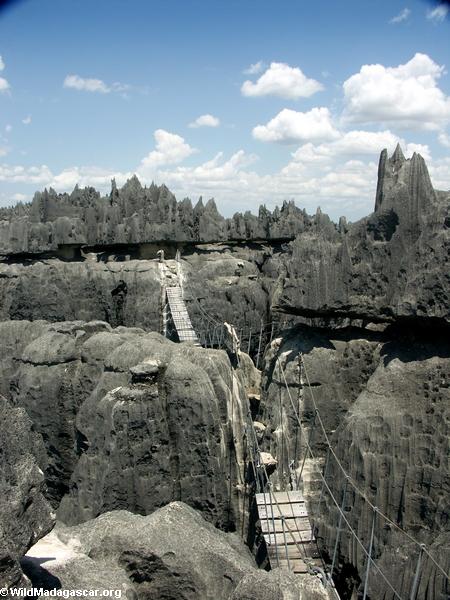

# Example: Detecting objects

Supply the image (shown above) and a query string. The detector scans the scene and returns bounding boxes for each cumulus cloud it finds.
[64,74,111,93]
[253,107,340,144]
[243,61,266,75]
[0,164,53,184]
[0,120,440,220]
[63,74,130,95]
[427,4,448,23]
[22,115,32,125]
[188,114,220,128]
[0,54,10,93]
[11,192,28,202]
[389,8,411,24]
[428,157,450,189]
[342,53,450,130]
[139,129,196,174]
[438,132,450,148]
[241,62,323,100]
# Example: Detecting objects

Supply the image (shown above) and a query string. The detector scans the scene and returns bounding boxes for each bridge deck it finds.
[256,490,323,574]
[166,286,200,344]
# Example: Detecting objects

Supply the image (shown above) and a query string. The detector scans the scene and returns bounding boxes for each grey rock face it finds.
[0,248,277,351]
[260,325,450,600]
[0,180,311,255]
[230,569,333,600]
[0,395,54,588]
[275,149,450,324]
[319,338,450,600]
[260,324,383,483]
[23,503,331,600]
[0,259,162,330]
[25,503,254,600]
[1,319,249,531]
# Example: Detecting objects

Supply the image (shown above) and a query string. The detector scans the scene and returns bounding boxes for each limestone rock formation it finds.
[0,181,311,255]
[1,319,249,531]
[0,395,54,588]
[23,502,331,600]
[0,247,277,350]
[260,325,450,599]
[230,569,333,600]
[275,148,450,325]
[319,337,450,600]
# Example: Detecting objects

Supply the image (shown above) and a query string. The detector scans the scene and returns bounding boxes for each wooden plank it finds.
[256,491,304,505]
[258,504,308,519]
[267,544,313,559]
[269,556,309,573]
[260,516,311,533]
[263,531,314,545]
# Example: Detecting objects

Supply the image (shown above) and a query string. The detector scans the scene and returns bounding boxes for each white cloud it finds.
[5,124,12,133]
[63,74,111,94]
[253,107,340,144]
[0,147,8,158]
[428,157,450,189]
[22,115,32,125]
[0,78,9,93]
[243,61,266,75]
[0,55,9,92]
[0,164,53,184]
[427,4,448,23]
[241,62,323,100]
[12,192,28,202]
[343,53,450,130]
[50,166,132,191]
[63,74,131,95]
[0,123,438,220]
[389,8,411,24]
[438,132,450,147]
[188,114,220,128]
[139,129,196,174]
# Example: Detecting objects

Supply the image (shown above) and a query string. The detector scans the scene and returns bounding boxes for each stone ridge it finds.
[275,146,450,324]
[0,177,313,255]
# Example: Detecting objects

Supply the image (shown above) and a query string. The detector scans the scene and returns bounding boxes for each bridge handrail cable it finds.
[277,358,450,587]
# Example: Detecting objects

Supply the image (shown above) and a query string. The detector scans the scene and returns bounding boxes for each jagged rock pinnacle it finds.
[391,142,406,164]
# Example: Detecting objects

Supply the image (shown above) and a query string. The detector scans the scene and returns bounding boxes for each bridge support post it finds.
[362,507,377,600]
[256,320,264,369]
[409,544,425,600]
[331,478,348,577]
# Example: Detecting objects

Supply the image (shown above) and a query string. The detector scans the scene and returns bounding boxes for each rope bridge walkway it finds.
[165,286,199,344]
[159,256,449,599]
[256,490,321,574]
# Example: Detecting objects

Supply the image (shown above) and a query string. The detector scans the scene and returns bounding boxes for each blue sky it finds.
[0,0,450,220]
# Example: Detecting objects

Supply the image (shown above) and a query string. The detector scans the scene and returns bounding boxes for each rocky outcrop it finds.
[260,324,450,599]
[1,319,250,531]
[260,324,384,483]
[0,247,278,350]
[319,336,450,600]
[0,180,311,255]
[0,395,54,588]
[22,502,331,600]
[230,569,333,600]
[275,148,450,325]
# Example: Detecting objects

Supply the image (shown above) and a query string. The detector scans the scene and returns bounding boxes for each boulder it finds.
[23,503,332,600]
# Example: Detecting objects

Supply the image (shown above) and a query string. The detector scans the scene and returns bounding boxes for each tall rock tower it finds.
[374,144,436,235]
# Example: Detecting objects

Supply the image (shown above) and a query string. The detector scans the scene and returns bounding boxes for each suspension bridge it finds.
[158,254,450,600]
